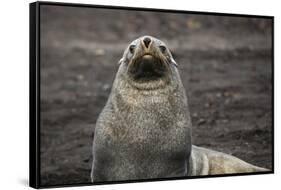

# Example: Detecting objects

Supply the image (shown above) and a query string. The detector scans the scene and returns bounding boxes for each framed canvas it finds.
[29,1,274,188]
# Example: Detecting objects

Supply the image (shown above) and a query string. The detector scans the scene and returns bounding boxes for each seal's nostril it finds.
[143,37,151,48]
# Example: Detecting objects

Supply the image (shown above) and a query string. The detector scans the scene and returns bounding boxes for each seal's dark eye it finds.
[159,45,166,53]
[129,45,136,53]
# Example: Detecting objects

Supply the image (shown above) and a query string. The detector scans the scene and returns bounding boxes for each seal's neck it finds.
[113,77,177,108]
[110,64,188,113]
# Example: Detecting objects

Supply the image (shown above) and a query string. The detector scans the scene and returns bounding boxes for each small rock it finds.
[77,74,84,81]
[102,84,110,91]
[95,48,105,56]
[192,113,198,117]
[221,119,229,123]
[186,18,202,30]
[223,91,230,97]
[85,92,92,97]
[197,118,206,125]
[204,102,211,108]
[216,92,222,98]
[233,93,242,100]
[224,98,231,105]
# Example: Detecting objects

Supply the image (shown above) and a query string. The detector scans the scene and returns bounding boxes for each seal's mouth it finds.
[128,54,167,82]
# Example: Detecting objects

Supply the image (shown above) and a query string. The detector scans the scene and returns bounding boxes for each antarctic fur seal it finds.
[91,36,268,182]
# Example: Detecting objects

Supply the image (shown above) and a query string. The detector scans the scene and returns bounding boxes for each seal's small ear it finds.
[171,57,178,67]
[118,57,124,65]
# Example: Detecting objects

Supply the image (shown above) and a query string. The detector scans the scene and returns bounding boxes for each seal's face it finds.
[119,36,178,90]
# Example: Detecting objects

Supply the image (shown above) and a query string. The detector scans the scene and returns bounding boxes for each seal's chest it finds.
[106,114,190,154]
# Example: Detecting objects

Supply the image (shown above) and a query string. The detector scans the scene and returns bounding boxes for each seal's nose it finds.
[143,37,151,48]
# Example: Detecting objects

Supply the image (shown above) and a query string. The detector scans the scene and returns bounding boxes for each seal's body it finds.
[91,36,192,182]
[91,36,268,182]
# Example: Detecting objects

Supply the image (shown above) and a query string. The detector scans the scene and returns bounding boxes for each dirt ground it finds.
[39,4,273,186]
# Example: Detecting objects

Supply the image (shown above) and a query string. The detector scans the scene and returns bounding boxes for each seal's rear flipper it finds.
[189,145,269,176]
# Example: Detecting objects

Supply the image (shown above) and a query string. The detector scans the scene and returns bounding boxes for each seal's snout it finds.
[143,37,151,48]
[130,54,164,81]
[139,55,154,72]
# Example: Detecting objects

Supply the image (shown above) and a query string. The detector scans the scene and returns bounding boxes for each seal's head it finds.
[118,36,178,90]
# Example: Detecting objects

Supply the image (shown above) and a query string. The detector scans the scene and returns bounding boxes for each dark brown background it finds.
[40,4,273,186]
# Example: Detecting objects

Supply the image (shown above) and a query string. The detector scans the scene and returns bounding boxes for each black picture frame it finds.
[30,1,274,188]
